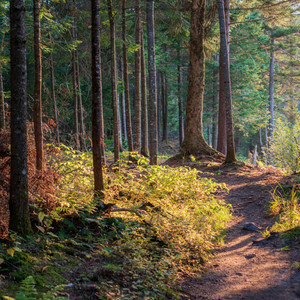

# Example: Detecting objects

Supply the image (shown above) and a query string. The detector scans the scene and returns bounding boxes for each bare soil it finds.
[168,159,300,300]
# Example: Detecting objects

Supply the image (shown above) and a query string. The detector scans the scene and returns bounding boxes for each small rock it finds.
[243,222,260,232]
[236,272,243,276]
[245,254,256,259]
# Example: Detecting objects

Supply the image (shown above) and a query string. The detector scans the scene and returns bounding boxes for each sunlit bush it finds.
[266,119,300,173]
[49,149,231,273]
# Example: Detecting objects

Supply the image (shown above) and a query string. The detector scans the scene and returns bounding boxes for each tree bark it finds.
[91,0,104,192]
[157,72,161,140]
[141,32,148,156]
[107,0,120,163]
[75,50,87,152]
[120,57,127,141]
[181,0,214,156]
[212,55,219,149]
[72,50,79,150]
[9,0,32,235]
[178,50,184,146]
[269,35,275,142]
[122,0,134,152]
[162,73,168,142]
[97,12,105,164]
[33,0,44,171]
[146,0,158,165]
[0,69,5,130]
[49,47,60,145]
[134,0,142,151]
[217,0,236,163]
[217,0,229,155]
[71,8,80,150]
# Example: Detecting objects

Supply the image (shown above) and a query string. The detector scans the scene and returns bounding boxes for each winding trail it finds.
[179,162,300,300]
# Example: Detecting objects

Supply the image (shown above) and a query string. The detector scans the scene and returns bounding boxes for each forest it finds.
[0,0,299,299]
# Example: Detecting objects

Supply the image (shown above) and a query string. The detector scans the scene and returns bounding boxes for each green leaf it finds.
[38,212,46,224]
[7,248,15,257]
[36,225,45,233]
[47,232,58,238]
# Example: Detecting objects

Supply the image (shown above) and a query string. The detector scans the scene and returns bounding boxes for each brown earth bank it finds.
[165,157,300,300]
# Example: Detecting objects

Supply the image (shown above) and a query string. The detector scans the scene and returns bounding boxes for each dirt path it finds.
[179,163,300,300]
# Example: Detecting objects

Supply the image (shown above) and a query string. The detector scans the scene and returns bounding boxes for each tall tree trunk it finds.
[9,0,32,235]
[269,35,275,142]
[72,50,79,150]
[46,2,59,145]
[98,11,105,164]
[178,50,184,146]
[141,32,148,156]
[134,0,142,151]
[75,50,87,152]
[217,0,236,163]
[122,0,134,152]
[207,122,212,146]
[0,69,5,130]
[162,73,168,142]
[117,69,123,150]
[49,48,60,145]
[181,0,214,156]
[259,127,263,153]
[146,0,158,165]
[33,0,44,171]
[120,57,127,141]
[71,8,80,150]
[91,0,104,192]
[217,0,229,155]
[108,0,120,163]
[212,55,219,149]
[157,72,161,140]
[161,73,165,140]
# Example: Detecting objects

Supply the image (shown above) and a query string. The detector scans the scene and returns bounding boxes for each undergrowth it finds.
[0,146,231,299]
[267,186,300,241]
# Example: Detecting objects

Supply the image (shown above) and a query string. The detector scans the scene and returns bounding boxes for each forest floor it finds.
[2,139,300,299]
[165,158,300,300]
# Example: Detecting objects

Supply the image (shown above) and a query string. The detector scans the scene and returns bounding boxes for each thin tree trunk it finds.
[49,49,60,145]
[33,0,44,171]
[212,55,219,149]
[72,50,79,150]
[146,0,158,165]
[46,1,59,145]
[161,73,165,140]
[108,0,120,163]
[122,0,134,152]
[178,50,184,146]
[98,12,105,164]
[217,0,229,155]
[71,6,80,150]
[9,0,32,235]
[157,72,161,140]
[91,0,104,192]
[207,122,212,146]
[120,57,127,141]
[134,0,142,151]
[269,35,275,142]
[0,69,5,130]
[117,70,123,151]
[141,32,148,157]
[259,127,263,153]
[162,73,168,142]
[75,50,87,151]
[265,125,269,149]
[181,0,214,156]
[217,0,236,163]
